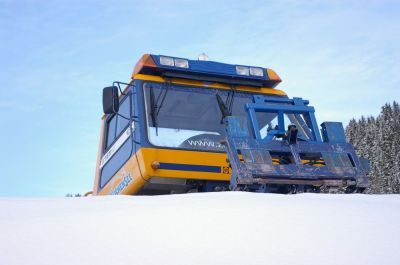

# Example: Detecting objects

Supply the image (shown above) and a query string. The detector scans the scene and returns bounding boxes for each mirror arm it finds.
[113,81,133,96]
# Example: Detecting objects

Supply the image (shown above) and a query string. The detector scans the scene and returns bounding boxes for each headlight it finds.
[236,66,249,76]
[160,56,174,66]
[250,67,264,77]
[174,58,189,68]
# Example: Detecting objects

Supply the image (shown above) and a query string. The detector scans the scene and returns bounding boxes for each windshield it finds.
[143,82,311,152]
[144,82,267,151]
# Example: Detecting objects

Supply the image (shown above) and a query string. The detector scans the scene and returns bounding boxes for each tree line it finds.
[346,101,400,193]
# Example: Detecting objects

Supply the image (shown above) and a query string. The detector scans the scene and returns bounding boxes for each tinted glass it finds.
[143,82,271,152]
[106,115,117,149]
[116,96,131,136]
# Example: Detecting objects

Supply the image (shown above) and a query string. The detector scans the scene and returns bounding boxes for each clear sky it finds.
[0,0,399,197]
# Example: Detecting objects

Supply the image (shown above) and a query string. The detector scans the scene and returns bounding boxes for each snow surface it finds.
[1,192,399,265]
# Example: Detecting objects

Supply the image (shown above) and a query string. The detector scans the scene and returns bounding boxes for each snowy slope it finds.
[0,192,399,265]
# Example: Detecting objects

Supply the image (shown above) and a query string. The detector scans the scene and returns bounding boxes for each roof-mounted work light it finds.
[159,56,189,68]
[249,67,264,77]
[159,56,174,66]
[174,58,189,68]
[236,66,250,76]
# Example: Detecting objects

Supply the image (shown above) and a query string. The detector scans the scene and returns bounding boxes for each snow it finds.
[0,192,399,265]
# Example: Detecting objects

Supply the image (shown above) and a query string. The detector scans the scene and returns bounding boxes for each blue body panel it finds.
[321,122,347,143]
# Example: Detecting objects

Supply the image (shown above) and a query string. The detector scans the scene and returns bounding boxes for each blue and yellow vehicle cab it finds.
[93,54,369,195]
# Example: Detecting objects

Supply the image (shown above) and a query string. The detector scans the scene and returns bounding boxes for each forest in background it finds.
[346,101,400,193]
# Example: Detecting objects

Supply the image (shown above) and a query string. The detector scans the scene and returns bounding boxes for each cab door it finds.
[95,92,135,193]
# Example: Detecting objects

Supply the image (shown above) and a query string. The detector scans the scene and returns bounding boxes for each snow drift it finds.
[0,192,399,265]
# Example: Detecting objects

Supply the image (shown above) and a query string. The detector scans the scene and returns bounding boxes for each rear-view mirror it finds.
[103,86,119,114]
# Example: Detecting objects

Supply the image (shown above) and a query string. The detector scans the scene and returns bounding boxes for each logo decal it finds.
[109,173,133,195]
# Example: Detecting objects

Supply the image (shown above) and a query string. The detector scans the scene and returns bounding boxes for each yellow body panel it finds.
[97,153,147,195]
[96,147,230,195]
[137,148,230,181]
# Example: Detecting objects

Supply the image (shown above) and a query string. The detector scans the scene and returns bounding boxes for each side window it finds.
[104,95,131,150]
[106,115,117,149]
[116,97,130,136]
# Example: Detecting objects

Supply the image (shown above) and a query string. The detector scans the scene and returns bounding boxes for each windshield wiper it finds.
[216,94,231,123]
[150,86,158,135]
[216,85,235,123]
[149,82,171,135]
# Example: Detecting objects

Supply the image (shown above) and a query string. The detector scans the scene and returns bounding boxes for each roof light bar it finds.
[131,54,282,88]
